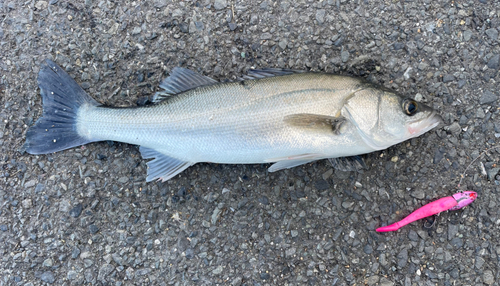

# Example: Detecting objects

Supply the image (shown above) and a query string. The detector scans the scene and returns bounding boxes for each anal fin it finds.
[268,159,317,172]
[140,147,194,182]
[266,153,324,172]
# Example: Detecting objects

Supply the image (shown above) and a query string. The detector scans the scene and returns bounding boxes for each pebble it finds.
[43,258,53,267]
[35,1,48,10]
[212,265,223,275]
[410,189,425,199]
[22,199,32,208]
[448,224,458,240]
[408,230,419,241]
[487,54,499,70]
[40,271,55,284]
[67,270,78,280]
[397,248,408,268]
[380,277,394,286]
[214,0,227,10]
[89,224,99,234]
[483,270,495,285]
[316,9,326,24]
[341,50,349,62]
[69,203,83,218]
[450,237,463,248]
[442,74,455,83]
[485,28,498,41]
[479,91,497,105]
[71,247,81,259]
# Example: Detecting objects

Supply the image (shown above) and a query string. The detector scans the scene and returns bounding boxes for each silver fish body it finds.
[25,60,442,181]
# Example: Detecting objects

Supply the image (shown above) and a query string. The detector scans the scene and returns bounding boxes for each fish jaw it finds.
[406,110,443,138]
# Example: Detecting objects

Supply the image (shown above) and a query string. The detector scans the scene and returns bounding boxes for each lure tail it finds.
[24,60,100,154]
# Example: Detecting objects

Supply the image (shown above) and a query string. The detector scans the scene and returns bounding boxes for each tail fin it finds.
[24,59,100,154]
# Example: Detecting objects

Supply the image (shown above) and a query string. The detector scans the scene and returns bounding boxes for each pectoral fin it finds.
[140,147,194,182]
[284,114,346,134]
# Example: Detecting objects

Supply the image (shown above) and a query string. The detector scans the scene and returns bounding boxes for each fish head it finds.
[449,191,477,210]
[343,88,443,150]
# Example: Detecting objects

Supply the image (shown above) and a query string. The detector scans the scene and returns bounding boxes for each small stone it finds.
[408,230,419,241]
[315,179,329,190]
[261,32,272,40]
[290,230,298,237]
[410,189,425,199]
[71,247,81,259]
[316,9,326,24]
[341,50,349,62]
[43,258,53,267]
[228,22,237,31]
[475,256,485,269]
[22,199,32,209]
[132,27,142,35]
[212,265,223,275]
[231,277,242,286]
[483,270,495,285]
[380,277,394,286]
[260,272,270,280]
[35,1,48,10]
[363,244,373,254]
[69,203,83,218]
[487,54,499,70]
[118,176,129,183]
[40,272,55,284]
[463,30,472,41]
[442,74,455,83]
[67,270,78,280]
[485,28,498,41]
[89,224,99,234]
[367,275,380,286]
[397,248,408,268]
[457,79,466,89]
[214,0,227,10]
[479,91,497,105]
[450,237,463,248]
[448,224,458,240]
[393,42,405,50]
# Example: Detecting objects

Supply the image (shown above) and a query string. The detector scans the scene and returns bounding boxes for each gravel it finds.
[1,1,499,285]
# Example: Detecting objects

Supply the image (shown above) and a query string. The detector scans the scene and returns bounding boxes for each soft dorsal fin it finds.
[153,68,218,102]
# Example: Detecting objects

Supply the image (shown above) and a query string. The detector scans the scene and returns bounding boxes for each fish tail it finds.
[24,59,99,154]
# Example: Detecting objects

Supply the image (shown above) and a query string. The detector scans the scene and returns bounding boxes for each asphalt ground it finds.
[1,0,499,285]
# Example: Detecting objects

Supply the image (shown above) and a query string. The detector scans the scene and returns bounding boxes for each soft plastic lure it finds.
[376,191,477,232]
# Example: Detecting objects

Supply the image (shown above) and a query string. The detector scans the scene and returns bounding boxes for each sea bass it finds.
[25,59,442,182]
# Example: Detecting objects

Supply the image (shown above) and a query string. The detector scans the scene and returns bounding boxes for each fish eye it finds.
[402,99,418,116]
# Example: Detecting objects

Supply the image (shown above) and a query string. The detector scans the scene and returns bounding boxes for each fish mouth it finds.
[407,110,443,138]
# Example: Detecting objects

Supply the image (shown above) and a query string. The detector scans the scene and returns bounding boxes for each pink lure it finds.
[376,191,477,232]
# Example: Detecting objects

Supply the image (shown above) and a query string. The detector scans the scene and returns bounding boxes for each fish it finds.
[24,59,443,182]
[376,191,477,232]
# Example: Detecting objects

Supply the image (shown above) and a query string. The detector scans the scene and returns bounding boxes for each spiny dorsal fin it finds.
[242,68,305,80]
